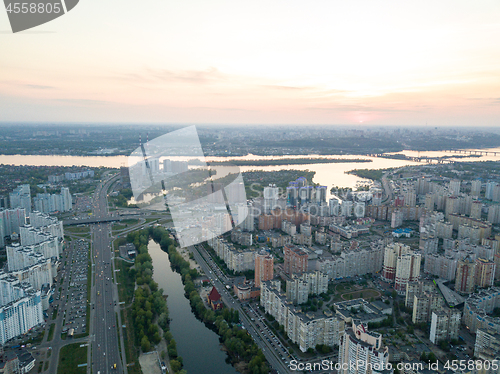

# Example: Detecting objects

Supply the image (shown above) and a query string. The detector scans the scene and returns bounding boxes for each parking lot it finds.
[60,240,89,336]
[243,303,295,366]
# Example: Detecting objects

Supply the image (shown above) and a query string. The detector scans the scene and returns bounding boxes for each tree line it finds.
[126,230,186,374]
[149,227,270,374]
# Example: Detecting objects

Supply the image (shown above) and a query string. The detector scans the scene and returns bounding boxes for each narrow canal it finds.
[148,239,238,374]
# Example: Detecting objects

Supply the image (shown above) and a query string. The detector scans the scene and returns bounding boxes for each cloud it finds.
[0,81,56,90]
[25,84,54,89]
[114,67,226,85]
[56,99,110,106]
[306,103,416,113]
[465,97,500,105]
[260,84,313,91]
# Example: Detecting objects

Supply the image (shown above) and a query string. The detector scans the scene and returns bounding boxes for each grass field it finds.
[57,343,88,374]
[47,324,55,341]
[64,226,90,234]
[121,219,140,225]
[340,288,381,300]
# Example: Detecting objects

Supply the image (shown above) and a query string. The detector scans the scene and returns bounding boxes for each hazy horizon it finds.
[1,1,500,126]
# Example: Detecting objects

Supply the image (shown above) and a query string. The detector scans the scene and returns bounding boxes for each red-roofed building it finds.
[207,286,224,310]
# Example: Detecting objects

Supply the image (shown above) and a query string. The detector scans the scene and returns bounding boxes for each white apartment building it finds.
[487,204,500,224]
[9,185,31,214]
[33,187,72,213]
[261,281,344,352]
[286,271,328,305]
[28,211,64,239]
[0,289,43,344]
[9,260,53,291]
[0,275,43,344]
[405,280,435,309]
[19,228,62,257]
[317,242,384,280]
[0,208,26,237]
[463,287,500,334]
[394,253,421,295]
[429,308,461,344]
[207,236,255,272]
[391,210,403,229]
[263,184,279,214]
[423,254,457,281]
[449,180,461,196]
[474,328,500,362]
[471,180,482,198]
[382,242,410,282]
[412,291,443,324]
[339,319,392,374]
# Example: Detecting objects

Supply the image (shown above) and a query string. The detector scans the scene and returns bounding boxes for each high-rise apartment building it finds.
[254,250,273,288]
[341,200,353,217]
[470,201,483,220]
[0,208,26,237]
[405,280,435,309]
[263,184,279,214]
[445,196,461,218]
[474,328,500,361]
[455,256,476,294]
[412,290,443,324]
[471,180,482,198]
[286,271,328,304]
[382,243,410,282]
[424,193,435,211]
[9,184,31,214]
[429,308,461,344]
[463,287,500,333]
[488,204,500,224]
[0,275,43,344]
[283,245,308,275]
[287,185,299,208]
[339,320,392,374]
[33,187,72,213]
[475,258,496,288]
[391,210,403,228]
[449,179,461,196]
[261,281,344,352]
[329,198,340,216]
[423,254,457,281]
[394,253,421,294]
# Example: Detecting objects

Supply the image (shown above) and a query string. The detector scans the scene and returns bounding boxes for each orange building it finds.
[255,250,274,288]
[284,244,308,275]
[475,258,496,288]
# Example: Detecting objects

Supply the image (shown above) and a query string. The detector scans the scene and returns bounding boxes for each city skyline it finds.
[0,1,499,126]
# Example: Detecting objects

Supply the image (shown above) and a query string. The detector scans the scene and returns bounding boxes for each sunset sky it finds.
[1,0,500,126]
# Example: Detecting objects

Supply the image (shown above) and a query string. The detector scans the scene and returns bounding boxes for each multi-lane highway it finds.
[90,176,124,374]
[190,245,292,374]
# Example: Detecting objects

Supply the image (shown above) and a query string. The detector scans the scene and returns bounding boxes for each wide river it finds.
[148,239,238,374]
[1,148,500,198]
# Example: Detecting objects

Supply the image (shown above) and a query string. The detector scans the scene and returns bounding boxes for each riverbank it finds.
[115,230,185,374]
[148,227,270,374]
[208,157,372,166]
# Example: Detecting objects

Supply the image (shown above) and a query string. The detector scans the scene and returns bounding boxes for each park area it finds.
[57,343,88,374]
[334,283,381,301]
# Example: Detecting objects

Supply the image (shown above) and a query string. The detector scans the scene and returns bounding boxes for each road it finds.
[190,245,293,374]
[381,171,393,203]
[89,175,125,374]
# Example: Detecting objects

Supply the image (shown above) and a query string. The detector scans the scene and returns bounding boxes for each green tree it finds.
[170,359,182,373]
[141,335,151,352]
